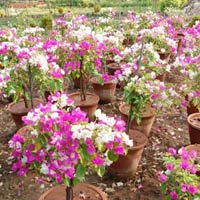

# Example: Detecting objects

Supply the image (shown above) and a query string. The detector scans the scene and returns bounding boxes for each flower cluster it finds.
[159,147,200,200]
[123,75,178,124]
[9,93,132,186]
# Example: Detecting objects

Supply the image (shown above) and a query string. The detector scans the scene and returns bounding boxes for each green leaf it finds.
[79,147,91,163]
[73,177,80,186]
[160,183,167,193]
[166,194,171,200]
[108,150,119,161]
[76,164,86,182]
[63,178,70,187]
[97,166,105,177]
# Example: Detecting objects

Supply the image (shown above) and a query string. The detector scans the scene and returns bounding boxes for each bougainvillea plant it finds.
[8,92,133,200]
[159,147,200,200]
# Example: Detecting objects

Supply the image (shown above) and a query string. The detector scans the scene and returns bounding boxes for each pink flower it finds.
[181,100,187,107]
[166,162,174,171]
[114,146,125,155]
[159,173,168,182]
[168,148,176,155]
[92,156,104,166]
[180,160,189,170]
[170,191,178,199]
[189,164,197,174]
[188,185,198,195]
[181,183,188,192]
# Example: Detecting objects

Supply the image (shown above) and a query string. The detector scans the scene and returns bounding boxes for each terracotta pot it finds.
[119,103,155,137]
[90,77,117,104]
[108,129,148,177]
[176,33,185,54]
[38,183,107,200]
[122,38,134,47]
[185,95,199,115]
[68,92,99,121]
[185,144,200,176]
[187,102,199,116]
[107,62,120,76]
[8,98,43,128]
[72,77,90,89]
[187,113,200,144]
[106,59,114,65]
[158,52,170,61]
[156,73,167,82]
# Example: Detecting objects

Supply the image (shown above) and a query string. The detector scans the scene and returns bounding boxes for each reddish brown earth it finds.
[0,70,190,200]
[9,2,46,9]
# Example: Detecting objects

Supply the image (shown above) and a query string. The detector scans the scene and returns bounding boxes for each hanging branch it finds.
[66,179,73,200]
[126,42,145,134]
[28,64,34,108]
[80,57,86,101]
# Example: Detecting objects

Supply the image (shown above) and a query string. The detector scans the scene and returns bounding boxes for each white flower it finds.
[166,65,171,72]
[31,130,38,136]
[29,53,49,72]
[22,156,27,164]
[40,163,49,175]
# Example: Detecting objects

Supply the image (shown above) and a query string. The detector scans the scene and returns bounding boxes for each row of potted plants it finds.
[0,11,200,199]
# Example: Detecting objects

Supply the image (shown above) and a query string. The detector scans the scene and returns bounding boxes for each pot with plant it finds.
[0,27,52,127]
[159,147,200,200]
[9,92,133,200]
[174,24,200,116]
[115,43,177,136]
[65,33,106,120]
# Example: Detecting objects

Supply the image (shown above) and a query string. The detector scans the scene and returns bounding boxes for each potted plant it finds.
[174,22,200,116]
[64,28,107,120]
[0,27,52,127]
[8,92,133,200]
[114,43,178,136]
[159,147,200,200]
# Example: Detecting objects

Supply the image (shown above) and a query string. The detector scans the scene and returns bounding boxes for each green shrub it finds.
[0,10,4,17]
[82,0,88,7]
[159,0,186,12]
[88,2,94,7]
[41,15,53,30]
[188,15,200,27]
[94,4,101,13]
[29,18,37,27]
[58,7,64,14]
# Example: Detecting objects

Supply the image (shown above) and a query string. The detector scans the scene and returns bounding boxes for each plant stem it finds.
[22,84,28,108]
[126,104,133,134]
[126,42,144,134]
[136,42,144,75]
[66,179,73,200]
[80,57,86,101]
[28,64,34,108]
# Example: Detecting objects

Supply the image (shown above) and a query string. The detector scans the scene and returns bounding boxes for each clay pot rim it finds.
[187,112,200,130]
[8,98,43,115]
[128,129,148,151]
[38,183,107,200]
[90,76,117,85]
[185,144,200,157]
[68,92,100,107]
[106,62,120,68]
[119,102,155,119]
